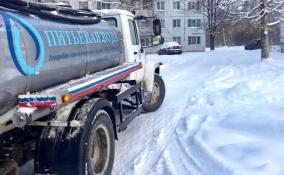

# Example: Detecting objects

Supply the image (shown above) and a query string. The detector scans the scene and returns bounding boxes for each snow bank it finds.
[148,47,284,175]
[194,57,284,175]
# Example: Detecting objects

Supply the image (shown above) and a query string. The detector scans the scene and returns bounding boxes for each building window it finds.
[157,2,165,11]
[196,1,201,11]
[188,36,201,45]
[103,3,111,9]
[173,19,181,28]
[188,19,201,27]
[160,19,165,28]
[79,1,88,9]
[188,2,195,10]
[173,37,181,44]
[189,1,201,11]
[97,2,111,9]
[173,1,180,10]
[97,2,102,9]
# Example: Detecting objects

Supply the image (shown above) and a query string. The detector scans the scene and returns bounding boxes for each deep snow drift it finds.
[113,47,284,175]
[146,47,284,175]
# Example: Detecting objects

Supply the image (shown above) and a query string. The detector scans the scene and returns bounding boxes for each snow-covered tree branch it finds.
[200,0,240,50]
[234,0,284,60]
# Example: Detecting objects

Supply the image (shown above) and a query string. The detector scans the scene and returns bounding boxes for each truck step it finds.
[114,81,143,132]
[18,63,142,107]
[118,105,142,132]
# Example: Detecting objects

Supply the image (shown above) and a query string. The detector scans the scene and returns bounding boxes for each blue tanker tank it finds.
[0,4,124,115]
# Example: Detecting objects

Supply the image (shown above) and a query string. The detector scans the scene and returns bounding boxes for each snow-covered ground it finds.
[20,47,284,175]
[113,47,284,175]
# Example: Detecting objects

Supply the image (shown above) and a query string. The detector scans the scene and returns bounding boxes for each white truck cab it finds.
[93,9,163,92]
[93,10,145,63]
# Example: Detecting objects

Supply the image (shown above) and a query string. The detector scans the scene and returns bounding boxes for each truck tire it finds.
[142,74,165,112]
[78,102,115,175]
[0,160,18,175]
[35,99,115,175]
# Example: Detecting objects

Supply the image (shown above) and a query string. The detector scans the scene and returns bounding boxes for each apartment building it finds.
[154,0,205,52]
[31,0,205,52]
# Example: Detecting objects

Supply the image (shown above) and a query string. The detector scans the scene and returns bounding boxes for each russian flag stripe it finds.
[70,64,142,98]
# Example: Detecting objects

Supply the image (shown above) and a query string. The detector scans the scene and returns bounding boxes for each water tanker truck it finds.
[0,1,165,175]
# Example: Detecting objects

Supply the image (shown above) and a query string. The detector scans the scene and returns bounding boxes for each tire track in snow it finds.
[142,59,219,175]
[169,77,243,175]
[113,52,225,175]
[146,92,207,175]
[134,89,193,175]
[112,85,195,175]
[116,72,210,174]
[164,135,205,175]
[149,96,208,175]
[149,60,239,175]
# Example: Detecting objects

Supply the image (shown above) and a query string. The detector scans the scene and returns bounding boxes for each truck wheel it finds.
[0,160,18,175]
[143,74,165,112]
[35,99,115,175]
[79,106,115,175]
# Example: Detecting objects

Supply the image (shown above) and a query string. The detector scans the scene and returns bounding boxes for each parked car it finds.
[158,42,182,55]
[245,39,261,50]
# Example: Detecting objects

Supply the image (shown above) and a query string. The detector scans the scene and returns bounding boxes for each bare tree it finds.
[261,0,269,59]
[236,0,284,60]
[200,0,240,50]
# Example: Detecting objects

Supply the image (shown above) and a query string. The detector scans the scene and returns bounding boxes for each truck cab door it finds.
[126,17,142,63]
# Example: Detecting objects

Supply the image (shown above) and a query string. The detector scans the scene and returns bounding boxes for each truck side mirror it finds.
[151,35,164,46]
[153,19,161,36]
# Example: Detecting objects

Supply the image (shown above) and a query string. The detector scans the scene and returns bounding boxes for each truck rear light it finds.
[172,46,180,49]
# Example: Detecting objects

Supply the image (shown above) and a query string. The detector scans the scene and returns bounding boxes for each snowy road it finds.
[112,47,215,175]
[113,47,284,175]
[20,47,284,175]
